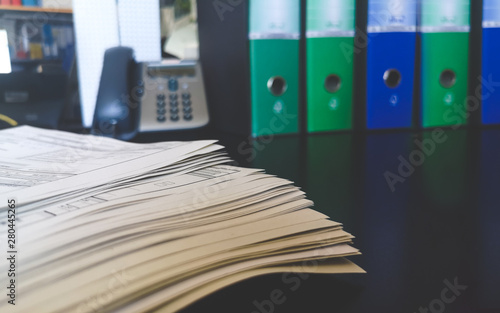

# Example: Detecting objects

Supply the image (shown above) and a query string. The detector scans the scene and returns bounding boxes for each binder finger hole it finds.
[383,69,402,88]
[267,76,288,96]
[440,69,457,88]
[324,74,342,93]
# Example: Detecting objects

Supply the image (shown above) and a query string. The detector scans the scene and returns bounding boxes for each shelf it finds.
[0,5,72,14]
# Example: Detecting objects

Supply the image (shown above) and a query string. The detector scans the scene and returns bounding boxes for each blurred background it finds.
[0,0,494,137]
[0,1,499,312]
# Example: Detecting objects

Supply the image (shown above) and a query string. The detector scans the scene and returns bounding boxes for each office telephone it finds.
[92,47,209,140]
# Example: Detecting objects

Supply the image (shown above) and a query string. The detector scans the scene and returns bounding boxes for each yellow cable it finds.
[0,114,18,126]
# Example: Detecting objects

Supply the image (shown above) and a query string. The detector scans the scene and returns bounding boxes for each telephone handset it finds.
[92,47,210,140]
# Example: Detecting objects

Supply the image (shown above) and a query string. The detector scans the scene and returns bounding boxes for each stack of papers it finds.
[0,126,363,312]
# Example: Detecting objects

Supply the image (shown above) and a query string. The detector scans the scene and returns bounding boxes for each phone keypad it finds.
[169,96,178,123]
[140,62,208,132]
[151,90,194,123]
[182,92,193,121]
[170,106,179,114]
[155,87,195,123]
[156,94,167,122]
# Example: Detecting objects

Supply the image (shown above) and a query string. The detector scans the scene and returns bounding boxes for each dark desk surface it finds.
[139,128,500,313]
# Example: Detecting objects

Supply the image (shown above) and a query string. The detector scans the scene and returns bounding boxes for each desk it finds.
[137,128,500,313]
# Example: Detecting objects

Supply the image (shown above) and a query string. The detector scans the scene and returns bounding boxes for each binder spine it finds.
[306,0,356,133]
[482,0,500,125]
[366,0,417,130]
[21,0,38,6]
[249,0,301,137]
[419,0,471,128]
[197,0,251,135]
